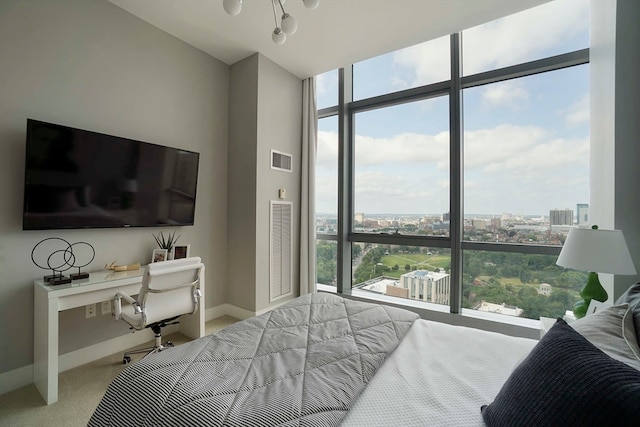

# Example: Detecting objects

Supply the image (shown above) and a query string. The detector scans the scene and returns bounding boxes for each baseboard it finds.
[1,303,256,396]
[58,326,177,372]
[0,326,176,396]
[206,303,255,321]
[0,364,33,396]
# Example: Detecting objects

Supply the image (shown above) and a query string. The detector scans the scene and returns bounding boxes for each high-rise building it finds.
[576,203,589,225]
[399,270,450,305]
[354,212,365,224]
[550,209,574,226]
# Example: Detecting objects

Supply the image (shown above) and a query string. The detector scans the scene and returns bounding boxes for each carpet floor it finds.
[0,316,238,427]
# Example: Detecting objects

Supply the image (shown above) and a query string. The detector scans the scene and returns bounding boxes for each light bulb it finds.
[303,0,319,10]
[272,28,286,45]
[223,0,242,16]
[281,13,297,35]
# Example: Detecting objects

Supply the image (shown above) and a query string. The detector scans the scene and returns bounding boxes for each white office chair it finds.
[114,256,204,364]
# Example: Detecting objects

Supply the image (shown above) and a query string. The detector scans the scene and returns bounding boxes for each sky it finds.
[314,0,591,217]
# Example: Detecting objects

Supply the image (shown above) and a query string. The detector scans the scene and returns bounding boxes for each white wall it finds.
[0,0,229,374]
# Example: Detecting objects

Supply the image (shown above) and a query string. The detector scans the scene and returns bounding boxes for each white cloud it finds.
[316,130,338,168]
[464,124,587,174]
[481,81,529,110]
[392,0,589,85]
[354,131,449,167]
[392,35,450,88]
[462,0,589,74]
[562,94,589,126]
[315,122,589,215]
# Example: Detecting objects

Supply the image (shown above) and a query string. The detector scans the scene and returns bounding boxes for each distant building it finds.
[490,217,502,229]
[576,203,589,225]
[539,283,552,296]
[472,219,487,230]
[359,277,398,294]
[442,212,451,221]
[399,270,450,305]
[355,212,365,224]
[474,301,523,317]
[386,284,409,299]
[550,209,574,226]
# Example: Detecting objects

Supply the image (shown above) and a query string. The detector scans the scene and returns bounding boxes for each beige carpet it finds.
[0,316,238,427]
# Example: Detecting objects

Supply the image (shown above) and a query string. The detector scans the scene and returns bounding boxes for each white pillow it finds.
[570,303,640,371]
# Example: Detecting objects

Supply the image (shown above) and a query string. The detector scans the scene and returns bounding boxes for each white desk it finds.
[33,268,205,405]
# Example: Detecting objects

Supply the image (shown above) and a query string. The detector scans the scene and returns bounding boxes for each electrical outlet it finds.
[101,300,112,315]
[85,303,96,318]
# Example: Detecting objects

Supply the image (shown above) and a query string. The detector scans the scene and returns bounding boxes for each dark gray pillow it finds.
[616,282,640,344]
[481,319,640,427]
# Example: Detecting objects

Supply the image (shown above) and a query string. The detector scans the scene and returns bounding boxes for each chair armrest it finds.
[114,292,140,320]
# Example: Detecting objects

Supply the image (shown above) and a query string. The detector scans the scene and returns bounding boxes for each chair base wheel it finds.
[123,356,131,364]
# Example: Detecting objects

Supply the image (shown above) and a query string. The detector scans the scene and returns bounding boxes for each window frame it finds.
[317,34,589,329]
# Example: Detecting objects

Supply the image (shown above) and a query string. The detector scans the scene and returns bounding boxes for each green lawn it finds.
[380,253,449,274]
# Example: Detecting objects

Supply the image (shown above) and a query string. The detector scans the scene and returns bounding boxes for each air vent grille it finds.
[270,201,292,301]
[271,149,292,172]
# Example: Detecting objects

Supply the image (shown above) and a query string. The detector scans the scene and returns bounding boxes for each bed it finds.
[89,287,640,427]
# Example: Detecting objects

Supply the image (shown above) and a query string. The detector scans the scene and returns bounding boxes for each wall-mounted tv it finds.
[23,119,200,230]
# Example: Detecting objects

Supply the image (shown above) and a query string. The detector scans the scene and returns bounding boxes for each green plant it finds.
[153,231,180,251]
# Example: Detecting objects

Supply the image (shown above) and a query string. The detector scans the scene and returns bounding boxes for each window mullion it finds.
[336,67,353,293]
[449,33,463,315]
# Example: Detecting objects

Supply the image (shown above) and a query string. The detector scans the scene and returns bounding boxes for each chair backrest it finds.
[137,256,204,326]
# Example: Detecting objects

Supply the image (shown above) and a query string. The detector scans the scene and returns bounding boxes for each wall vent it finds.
[270,201,292,302]
[271,149,292,172]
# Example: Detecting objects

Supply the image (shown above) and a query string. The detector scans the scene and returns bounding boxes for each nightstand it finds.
[539,317,557,338]
[540,312,576,338]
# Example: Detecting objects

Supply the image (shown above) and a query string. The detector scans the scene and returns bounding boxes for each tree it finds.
[405,264,411,271]
[392,264,399,271]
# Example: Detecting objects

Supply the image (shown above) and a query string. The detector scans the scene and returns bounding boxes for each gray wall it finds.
[590,0,640,297]
[612,0,640,294]
[227,54,302,313]
[227,55,259,311]
[0,0,229,373]
[255,55,302,313]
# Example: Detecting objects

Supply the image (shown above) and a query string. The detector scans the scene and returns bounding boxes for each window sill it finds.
[317,284,541,340]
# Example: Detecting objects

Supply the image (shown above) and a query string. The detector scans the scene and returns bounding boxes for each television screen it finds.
[23,119,200,230]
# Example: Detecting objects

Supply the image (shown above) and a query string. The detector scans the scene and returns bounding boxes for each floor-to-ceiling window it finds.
[316,0,590,323]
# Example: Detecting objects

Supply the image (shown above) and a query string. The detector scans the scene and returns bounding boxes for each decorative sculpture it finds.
[31,238,95,285]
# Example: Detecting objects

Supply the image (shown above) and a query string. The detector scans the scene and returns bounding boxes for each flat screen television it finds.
[23,119,200,230]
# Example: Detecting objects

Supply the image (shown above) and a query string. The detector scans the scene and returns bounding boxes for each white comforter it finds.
[341,319,538,426]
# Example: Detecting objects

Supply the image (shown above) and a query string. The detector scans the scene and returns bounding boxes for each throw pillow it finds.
[615,282,640,344]
[570,303,640,370]
[481,319,640,427]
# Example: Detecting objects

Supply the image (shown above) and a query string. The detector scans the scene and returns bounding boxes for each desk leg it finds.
[34,286,58,405]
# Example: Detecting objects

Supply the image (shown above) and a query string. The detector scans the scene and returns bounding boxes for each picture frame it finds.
[172,244,190,260]
[586,299,606,316]
[151,248,168,263]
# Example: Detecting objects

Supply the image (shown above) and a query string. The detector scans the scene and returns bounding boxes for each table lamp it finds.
[556,225,637,318]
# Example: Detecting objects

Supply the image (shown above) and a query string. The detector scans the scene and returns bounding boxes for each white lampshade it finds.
[556,227,637,275]
[281,13,297,35]
[303,0,319,10]
[223,0,242,16]
[272,28,286,45]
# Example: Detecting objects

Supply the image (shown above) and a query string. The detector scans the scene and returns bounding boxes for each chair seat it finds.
[120,304,146,330]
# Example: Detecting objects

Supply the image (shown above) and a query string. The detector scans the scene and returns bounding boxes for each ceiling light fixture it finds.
[223,0,319,45]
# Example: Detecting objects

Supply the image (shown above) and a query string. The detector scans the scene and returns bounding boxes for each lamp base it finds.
[572,271,608,319]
